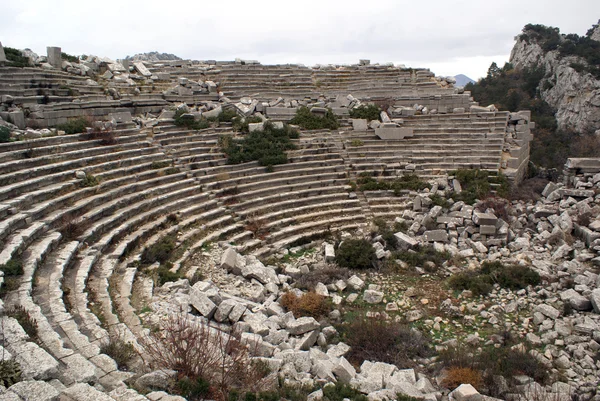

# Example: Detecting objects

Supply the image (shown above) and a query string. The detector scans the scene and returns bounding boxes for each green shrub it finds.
[61,52,79,63]
[209,108,237,123]
[0,258,23,276]
[80,173,100,187]
[448,261,540,296]
[357,172,429,194]
[232,116,263,133]
[151,161,171,169]
[174,109,210,130]
[176,376,211,400]
[0,126,11,143]
[220,122,298,167]
[335,239,375,269]
[100,337,136,370]
[0,359,22,388]
[322,382,368,401]
[452,169,508,204]
[392,246,450,271]
[480,261,541,290]
[156,264,184,286]
[372,218,398,249]
[56,117,90,135]
[343,314,430,367]
[429,194,450,208]
[141,235,176,265]
[289,106,339,130]
[349,104,381,121]
[3,47,30,67]
[448,271,494,296]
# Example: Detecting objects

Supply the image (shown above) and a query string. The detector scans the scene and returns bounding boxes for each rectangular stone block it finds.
[351,119,368,131]
[479,225,496,235]
[0,41,6,63]
[133,61,152,77]
[108,111,132,123]
[423,230,448,242]
[472,212,497,226]
[47,46,62,67]
[375,127,414,140]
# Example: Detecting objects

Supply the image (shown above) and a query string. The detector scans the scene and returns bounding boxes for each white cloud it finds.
[1,0,598,80]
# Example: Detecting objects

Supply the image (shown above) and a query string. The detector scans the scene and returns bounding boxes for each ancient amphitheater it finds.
[1,45,599,401]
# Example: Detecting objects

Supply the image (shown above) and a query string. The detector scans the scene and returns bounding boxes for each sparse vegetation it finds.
[392,245,450,272]
[220,122,299,167]
[289,106,339,130]
[141,235,176,265]
[295,267,351,291]
[335,239,375,269]
[448,261,540,296]
[140,313,271,400]
[280,291,331,319]
[86,126,116,145]
[5,305,38,340]
[80,173,100,187]
[151,161,171,169]
[0,126,11,143]
[0,359,22,388]
[357,172,429,194]
[57,216,85,241]
[174,109,210,130]
[100,336,137,370]
[342,314,430,368]
[349,104,381,121]
[61,52,79,63]
[57,117,90,135]
[3,47,30,67]
[452,169,508,204]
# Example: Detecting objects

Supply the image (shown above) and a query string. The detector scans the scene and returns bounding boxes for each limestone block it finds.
[351,119,368,131]
[424,230,448,242]
[189,287,216,319]
[0,41,6,63]
[108,111,132,123]
[560,289,592,311]
[47,46,61,68]
[324,243,335,262]
[347,275,365,290]
[59,383,115,401]
[220,248,238,272]
[591,289,600,313]
[375,127,414,140]
[8,380,60,401]
[534,304,560,320]
[363,289,384,304]
[241,259,279,285]
[449,383,480,400]
[133,61,152,77]
[472,212,497,226]
[214,299,237,322]
[332,356,356,383]
[286,316,320,335]
[297,329,319,350]
[11,341,59,380]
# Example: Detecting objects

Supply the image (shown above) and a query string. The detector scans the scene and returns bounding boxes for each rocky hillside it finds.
[125,51,181,62]
[509,21,600,134]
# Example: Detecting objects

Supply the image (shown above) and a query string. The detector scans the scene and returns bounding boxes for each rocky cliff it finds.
[509,21,600,134]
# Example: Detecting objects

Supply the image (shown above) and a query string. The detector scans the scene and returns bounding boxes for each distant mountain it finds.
[454,74,475,86]
[126,52,181,62]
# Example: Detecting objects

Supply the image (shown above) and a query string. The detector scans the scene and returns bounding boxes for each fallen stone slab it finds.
[450,383,480,400]
[590,289,600,314]
[8,380,60,401]
[11,341,59,380]
[534,304,561,320]
[133,61,152,77]
[332,356,356,383]
[61,383,116,401]
[560,289,592,311]
[351,119,368,131]
[472,212,497,226]
[424,230,448,242]
[394,232,418,249]
[286,316,320,335]
[347,275,365,290]
[363,289,384,304]
[241,259,279,285]
[375,127,414,140]
[189,287,217,319]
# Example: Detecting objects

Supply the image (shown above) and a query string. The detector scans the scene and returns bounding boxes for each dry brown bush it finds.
[280,291,331,319]
[343,315,430,368]
[245,213,269,240]
[87,126,117,145]
[509,177,549,202]
[476,196,510,221]
[140,312,270,400]
[57,215,85,241]
[441,367,483,390]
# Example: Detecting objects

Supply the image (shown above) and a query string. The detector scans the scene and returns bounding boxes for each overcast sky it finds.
[1,0,598,80]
